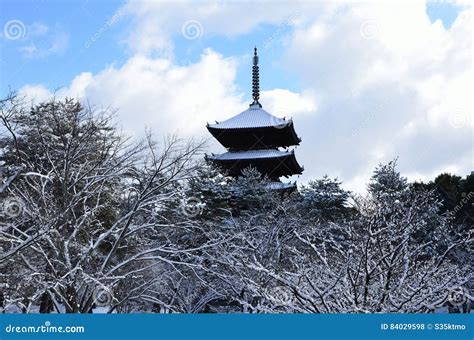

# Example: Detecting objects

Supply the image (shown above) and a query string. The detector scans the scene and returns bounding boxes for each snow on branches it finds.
[0,94,471,314]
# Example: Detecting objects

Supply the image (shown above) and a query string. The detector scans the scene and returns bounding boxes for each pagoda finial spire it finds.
[251,46,261,107]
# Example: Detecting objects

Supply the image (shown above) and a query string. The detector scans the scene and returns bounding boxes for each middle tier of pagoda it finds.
[205,47,303,183]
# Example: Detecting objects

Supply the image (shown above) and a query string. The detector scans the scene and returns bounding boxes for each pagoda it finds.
[205,47,303,190]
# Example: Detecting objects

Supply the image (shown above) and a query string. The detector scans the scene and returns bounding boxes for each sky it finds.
[0,0,472,193]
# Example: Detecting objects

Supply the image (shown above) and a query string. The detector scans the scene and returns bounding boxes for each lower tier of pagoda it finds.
[205,149,303,179]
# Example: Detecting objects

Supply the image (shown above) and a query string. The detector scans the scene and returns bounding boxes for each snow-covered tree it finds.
[1,94,470,314]
[0,97,210,313]
[224,161,472,313]
[299,175,351,220]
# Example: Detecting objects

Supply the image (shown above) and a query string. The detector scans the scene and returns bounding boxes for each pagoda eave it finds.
[206,150,303,179]
[207,122,301,149]
[266,181,297,192]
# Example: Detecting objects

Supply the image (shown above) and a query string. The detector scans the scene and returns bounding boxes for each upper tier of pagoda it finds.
[207,103,301,150]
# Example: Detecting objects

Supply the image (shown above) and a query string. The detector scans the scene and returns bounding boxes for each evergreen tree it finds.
[299,175,350,220]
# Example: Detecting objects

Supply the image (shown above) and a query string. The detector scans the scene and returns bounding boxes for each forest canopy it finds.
[0,95,472,313]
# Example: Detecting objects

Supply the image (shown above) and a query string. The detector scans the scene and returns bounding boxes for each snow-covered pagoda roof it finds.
[266,181,297,191]
[207,103,301,149]
[206,149,303,179]
[207,103,290,130]
[206,149,292,161]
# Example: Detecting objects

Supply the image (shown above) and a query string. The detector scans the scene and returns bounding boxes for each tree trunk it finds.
[39,292,53,313]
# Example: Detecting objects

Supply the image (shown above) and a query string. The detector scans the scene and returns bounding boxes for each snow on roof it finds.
[208,104,290,129]
[265,181,297,190]
[206,149,293,161]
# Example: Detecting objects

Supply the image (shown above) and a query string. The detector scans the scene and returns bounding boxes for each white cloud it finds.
[29,22,49,37]
[121,0,331,55]
[19,0,472,193]
[281,2,472,192]
[260,89,317,118]
[19,84,54,105]
[20,49,243,140]
[20,48,313,149]
[19,24,69,58]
